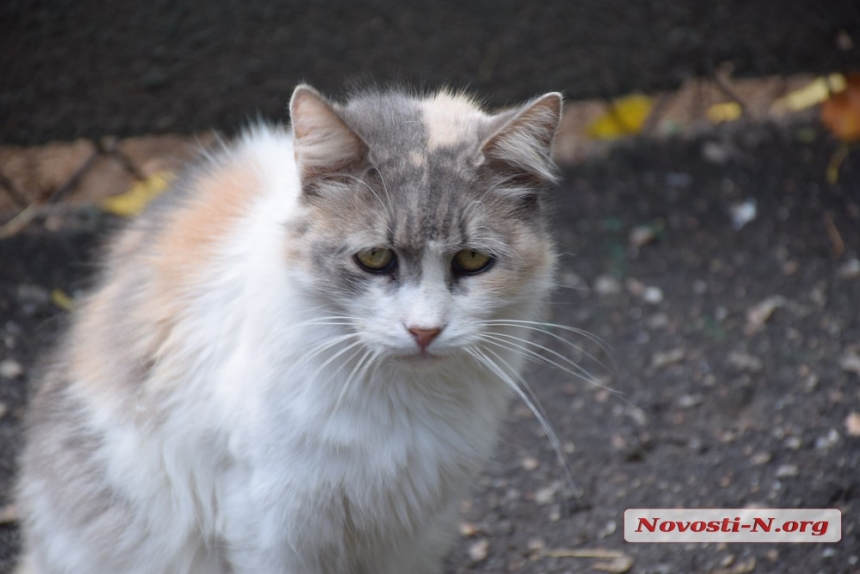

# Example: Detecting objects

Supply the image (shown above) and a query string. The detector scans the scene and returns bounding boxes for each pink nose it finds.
[408,327,442,351]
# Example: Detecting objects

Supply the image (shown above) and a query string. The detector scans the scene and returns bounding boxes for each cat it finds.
[15,84,563,574]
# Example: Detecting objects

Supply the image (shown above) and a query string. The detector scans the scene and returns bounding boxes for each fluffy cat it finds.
[16,84,563,574]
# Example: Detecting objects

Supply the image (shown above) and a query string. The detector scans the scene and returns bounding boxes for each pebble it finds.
[629,226,658,247]
[838,258,860,279]
[727,351,763,373]
[751,452,771,465]
[459,522,479,537]
[647,313,669,329]
[0,359,23,379]
[844,412,860,437]
[521,457,539,471]
[677,394,703,408]
[467,538,489,564]
[784,436,802,450]
[651,348,685,368]
[775,464,798,477]
[642,286,664,304]
[594,275,622,296]
[745,296,786,334]
[840,348,860,376]
[815,429,840,450]
[534,482,560,505]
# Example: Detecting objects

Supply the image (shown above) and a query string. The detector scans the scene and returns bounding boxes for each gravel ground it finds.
[1,117,859,573]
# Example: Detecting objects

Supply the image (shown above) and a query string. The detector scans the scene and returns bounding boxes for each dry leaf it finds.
[50,289,75,311]
[774,74,846,112]
[745,296,786,334]
[587,95,653,140]
[101,171,174,217]
[708,102,742,123]
[822,74,860,142]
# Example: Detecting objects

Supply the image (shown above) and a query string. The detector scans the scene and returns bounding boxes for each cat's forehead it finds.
[339,90,490,169]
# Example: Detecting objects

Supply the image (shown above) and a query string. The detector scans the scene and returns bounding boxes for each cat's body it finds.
[16,85,562,574]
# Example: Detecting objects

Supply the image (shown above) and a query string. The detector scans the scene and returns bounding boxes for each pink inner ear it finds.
[290,86,369,182]
[481,93,563,184]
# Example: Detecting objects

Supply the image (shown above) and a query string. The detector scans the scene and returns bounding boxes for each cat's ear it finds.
[289,85,369,187]
[480,92,563,186]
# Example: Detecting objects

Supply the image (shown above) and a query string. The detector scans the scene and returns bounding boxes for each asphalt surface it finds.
[2,0,860,144]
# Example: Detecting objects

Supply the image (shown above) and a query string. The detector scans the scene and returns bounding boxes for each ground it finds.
[2,1,860,570]
[1,117,858,573]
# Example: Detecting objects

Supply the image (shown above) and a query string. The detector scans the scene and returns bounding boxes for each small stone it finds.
[467,538,489,564]
[594,275,622,296]
[629,226,658,248]
[642,286,664,304]
[840,348,860,376]
[526,538,546,555]
[459,521,479,537]
[727,351,763,373]
[677,394,703,408]
[534,483,559,505]
[751,452,771,465]
[548,505,561,522]
[845,412,860,436]
[815,429,840,450]
[775,464,798,477]
[702,141,732,164]
[651,348,685,368]
[784,436,802,450]
[782,260,799,275]
[563,441,575,454]
[521,457,539,471]
[745,296,786,334]
[692,279,708,294]
[0,359,23,379]
[838,258,860,279]
[729,198,757,229]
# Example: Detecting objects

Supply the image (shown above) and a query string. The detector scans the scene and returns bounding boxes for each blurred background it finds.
[2,0,859,142]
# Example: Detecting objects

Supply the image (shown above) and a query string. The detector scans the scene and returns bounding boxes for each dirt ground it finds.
[1,116,858,573]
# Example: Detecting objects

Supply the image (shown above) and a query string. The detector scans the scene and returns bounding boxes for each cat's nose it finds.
[408,327,442,351]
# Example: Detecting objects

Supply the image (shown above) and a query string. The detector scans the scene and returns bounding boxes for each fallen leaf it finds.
[708,102,742,123]
[774,74,846,112]
[745,296,786,334]
[587,95,653,140]
[822,74,860,142]
[101,171,174,217]
[50,288,75,312]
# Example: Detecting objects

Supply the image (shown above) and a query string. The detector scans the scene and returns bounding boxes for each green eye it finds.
[452,250,494,275]
[354,247,396,273]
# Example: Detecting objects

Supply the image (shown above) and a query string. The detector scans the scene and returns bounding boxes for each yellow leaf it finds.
[774,73,846,112]
[101,171,174,217]
[587,94,653,140]
[822,74,860,142]
[50,289,75,311]
[707,102,742,123]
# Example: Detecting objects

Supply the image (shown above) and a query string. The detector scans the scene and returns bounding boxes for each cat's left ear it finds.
[480,92,563,187]
[290,84,370,189]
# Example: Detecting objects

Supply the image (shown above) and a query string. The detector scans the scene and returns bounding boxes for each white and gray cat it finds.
[16,84,564,574]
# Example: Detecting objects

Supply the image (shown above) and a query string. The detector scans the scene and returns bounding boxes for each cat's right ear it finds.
[289,85,369,189]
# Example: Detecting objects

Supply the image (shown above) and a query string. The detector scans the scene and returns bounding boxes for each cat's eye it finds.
[354,247,397,273]
[452,250,494,275]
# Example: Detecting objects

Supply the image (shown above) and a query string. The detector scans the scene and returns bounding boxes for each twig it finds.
[0,169,29,207]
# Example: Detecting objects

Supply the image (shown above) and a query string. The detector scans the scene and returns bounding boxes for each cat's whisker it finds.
[482,319,617,374]
[295,333,362,369]
[480,331,612,389]
[333,348,377,414]
[466,348,578,496]
[476,334,625,403]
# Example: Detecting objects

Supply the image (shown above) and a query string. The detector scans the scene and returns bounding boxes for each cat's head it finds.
[286,85,561,363]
